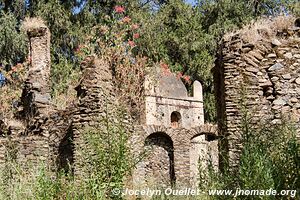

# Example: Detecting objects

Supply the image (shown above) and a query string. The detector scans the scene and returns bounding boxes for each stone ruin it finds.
[0,20,73,170]
[132,69,218,188]
[214,16,300,170]
[0,18,218,188]
[3,16,299,191]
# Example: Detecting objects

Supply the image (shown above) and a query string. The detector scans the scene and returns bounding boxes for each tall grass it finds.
[0,107,133,200]
[77,107,133,200]
[199,117,300,200]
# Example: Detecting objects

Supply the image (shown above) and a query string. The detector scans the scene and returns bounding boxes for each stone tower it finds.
[21,19,51,118]
[214,16,300,171]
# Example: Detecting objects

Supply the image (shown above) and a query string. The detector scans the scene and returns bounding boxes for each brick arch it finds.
[188,124,218,187]
[188,124,218,140]
[142,125,176,143]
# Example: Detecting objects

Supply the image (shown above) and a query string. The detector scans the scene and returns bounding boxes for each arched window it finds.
[171,111,181,128]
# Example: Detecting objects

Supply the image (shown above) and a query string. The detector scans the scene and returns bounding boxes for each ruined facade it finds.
[4,16,300,191]
[0,19,218,189]
[132,70,218,188]
[0,20,73,171]
[215,17,300,169]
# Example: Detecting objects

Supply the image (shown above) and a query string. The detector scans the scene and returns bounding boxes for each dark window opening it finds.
[57,126,74,174]
[206,134,217,142]
[171,111,181,128]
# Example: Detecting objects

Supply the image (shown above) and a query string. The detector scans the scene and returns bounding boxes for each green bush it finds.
[200,118,300,200]
[0,11,27,66]
[78,109,132,199]
[0,106,133,200]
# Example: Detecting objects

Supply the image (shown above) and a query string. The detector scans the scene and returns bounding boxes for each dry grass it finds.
[21,17,47,32]
[0,85,22,120]
[0,63,27,120]
[52,86,77,110]
[224,15,296,44]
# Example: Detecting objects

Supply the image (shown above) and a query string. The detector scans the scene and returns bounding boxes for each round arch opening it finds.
[144,132,176,187]
[171,111,181,128]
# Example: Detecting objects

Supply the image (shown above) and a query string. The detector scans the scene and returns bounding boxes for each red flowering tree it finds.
[74,3,148,118]
[114,5,125,13]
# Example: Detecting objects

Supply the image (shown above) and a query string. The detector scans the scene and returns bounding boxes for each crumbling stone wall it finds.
[0,19,73,171]
[21,22,51,118]
[0,18,219,190]
[71,56,125,177]
[215,16,300,169]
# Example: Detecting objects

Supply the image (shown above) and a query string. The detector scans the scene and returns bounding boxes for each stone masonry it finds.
[0,19,73,171]
[214,17,300,170]
[21,21,52,118]
[132,69,218,188]
[0,18,218,190]
[71,56,121,177]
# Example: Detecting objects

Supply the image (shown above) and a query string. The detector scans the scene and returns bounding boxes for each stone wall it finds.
[0,19,73,171]
[71,56,124,177]
[0,18,219,191]
[132,124,218,189]
[132,70,218,189]
[215,16,300,169]
[21,22,51,118]
[0,104,73,170]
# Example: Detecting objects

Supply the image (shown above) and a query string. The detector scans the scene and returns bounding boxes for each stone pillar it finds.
[190,134,207,187]
[21,19,51,118]
[193,80,203,101]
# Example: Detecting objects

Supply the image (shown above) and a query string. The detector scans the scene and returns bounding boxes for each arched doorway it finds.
[144,132,175,187]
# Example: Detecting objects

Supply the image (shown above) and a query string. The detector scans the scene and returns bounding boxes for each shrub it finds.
[199,117,300,200]
[78,108,133,200]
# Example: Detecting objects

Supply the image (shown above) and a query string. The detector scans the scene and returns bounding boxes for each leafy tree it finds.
[0,11,27,67]
[137,0,217,121]
[197,0,300,39]
[0,0,299,120]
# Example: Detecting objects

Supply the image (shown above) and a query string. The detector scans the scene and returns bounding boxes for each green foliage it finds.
[1,0,299,121]
[138,0,217,121]
[29,1,83,98]
[197,0,297,37]
[286,1,300,16]
[238,121,300,199]
[0,11,27,66]
[199,118,300,200]
[204,93,217,123]
[81,117,131,199]
[51,56,80,96]
[139,0,215,80]
[239,137,275,193]
[34,168,63,200]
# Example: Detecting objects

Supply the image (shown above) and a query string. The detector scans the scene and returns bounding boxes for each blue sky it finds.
[185,0,197,6]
